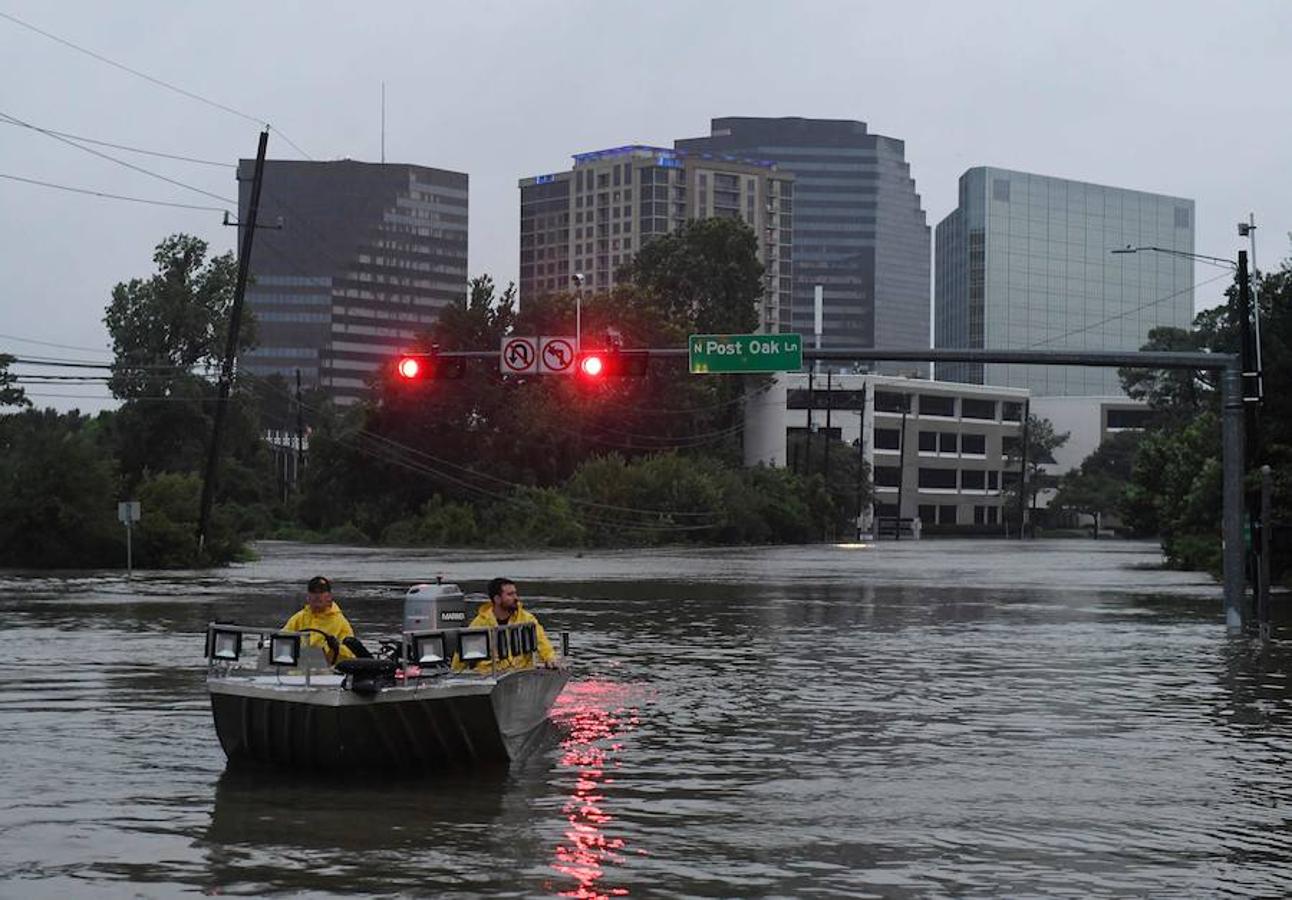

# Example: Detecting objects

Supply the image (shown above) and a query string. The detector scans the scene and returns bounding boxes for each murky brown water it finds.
[1,540,1289,897]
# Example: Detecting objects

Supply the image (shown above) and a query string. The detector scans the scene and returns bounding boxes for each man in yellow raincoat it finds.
[456,577,557,673]
[282,575,356,664]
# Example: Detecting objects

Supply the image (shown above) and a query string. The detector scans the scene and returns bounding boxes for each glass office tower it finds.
[677,117,930,374]
[935,167,1194,396]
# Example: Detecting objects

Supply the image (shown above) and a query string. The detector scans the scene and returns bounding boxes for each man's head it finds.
[306,575,333,613]
[488,577,519,623]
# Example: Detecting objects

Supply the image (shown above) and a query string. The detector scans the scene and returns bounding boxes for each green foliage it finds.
[132,472,245,567]
[0,410,120,567]
[482,487,587,548]
[618,217,765,334]
[0,353,29,409]
[381,496,480,546]
[1002,414,1069,520]
[1051,431,1143,529]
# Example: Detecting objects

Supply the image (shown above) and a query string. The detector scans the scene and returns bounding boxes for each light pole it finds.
[1238,216,1262,401]
[571,273,585,350]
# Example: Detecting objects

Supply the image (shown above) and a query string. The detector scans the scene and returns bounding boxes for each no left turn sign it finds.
[539,336,577,374]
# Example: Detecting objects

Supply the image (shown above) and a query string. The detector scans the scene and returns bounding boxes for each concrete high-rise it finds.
[237,159,468,404]
[519,145,793,333]
[676,117,931,373]
[935,167,1194,396]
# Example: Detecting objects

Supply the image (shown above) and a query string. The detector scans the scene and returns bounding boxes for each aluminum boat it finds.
[204,582,569,771]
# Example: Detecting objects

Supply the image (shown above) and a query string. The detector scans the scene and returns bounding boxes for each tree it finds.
[104,234,244,399]
[618,217,765,335]
[1004,414,1069,531]
[1050,431,1143,536]
[0,353,29,409]
[0,410,121,567]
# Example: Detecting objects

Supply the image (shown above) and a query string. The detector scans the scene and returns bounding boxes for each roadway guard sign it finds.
[539,336,577,374]
[689,333,804,374]
[500,337,538,374]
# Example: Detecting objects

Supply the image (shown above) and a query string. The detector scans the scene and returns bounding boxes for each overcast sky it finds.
[2,0,1289,412]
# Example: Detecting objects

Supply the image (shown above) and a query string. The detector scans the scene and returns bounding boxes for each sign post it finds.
[118,500,141,577]
[688,333,803,374]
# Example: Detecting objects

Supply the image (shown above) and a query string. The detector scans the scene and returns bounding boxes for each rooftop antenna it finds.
[381,82,386,164]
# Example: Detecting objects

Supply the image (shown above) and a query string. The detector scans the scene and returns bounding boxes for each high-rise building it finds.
[935,167,1194,396]
[237,159,468,404]
[676,117,931,372]
[519,145,793,333]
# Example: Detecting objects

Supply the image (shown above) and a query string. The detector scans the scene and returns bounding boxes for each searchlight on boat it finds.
[411,631,447,666]
[208,627,242,661]
[458,629,491,664]
[269,632,301,667]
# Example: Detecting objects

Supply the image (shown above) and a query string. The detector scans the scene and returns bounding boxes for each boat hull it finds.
[208,668,568,771]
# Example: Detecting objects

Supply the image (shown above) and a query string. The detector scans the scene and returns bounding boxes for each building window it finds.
[961,433,986,455]
[1175,206,1191,228]
[918,504,936,524]
[919,394,956,417]
[874,466,901,487]
[939,504,958,525]
[961,398,996,420]
[992,178,1011,202]
[939,432,958,454]
[874,428,900,450]
[918,431,937,452]
[988,471,1000,491]
[918,468,957,490]
[1106,408,1153,429]
[961,470,986,490]
[1002,402,1023,422]
[874,390,908,413]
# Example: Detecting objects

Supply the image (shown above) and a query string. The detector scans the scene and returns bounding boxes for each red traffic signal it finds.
[575,349,649,378]
[393,352,466,381]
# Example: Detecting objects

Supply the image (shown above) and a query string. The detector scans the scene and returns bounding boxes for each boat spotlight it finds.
[520,623,537,654]
[208,626,242,662]
[458,628,491,664]
[494,627,512,660]
[269,632,302,667]
[412,631,447,666]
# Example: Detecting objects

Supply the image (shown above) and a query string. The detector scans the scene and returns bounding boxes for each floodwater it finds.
[1,539,1290,898]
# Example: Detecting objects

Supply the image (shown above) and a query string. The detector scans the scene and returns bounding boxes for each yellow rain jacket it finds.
[283,602,356,663]
[453,600,556,674]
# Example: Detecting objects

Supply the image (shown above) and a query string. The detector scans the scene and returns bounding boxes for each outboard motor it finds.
[403,581,470,632]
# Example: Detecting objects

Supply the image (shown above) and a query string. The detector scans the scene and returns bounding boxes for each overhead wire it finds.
[0,116,232,168]
[0,173,228,212]
[0,110,236,207]
[0,9,313,160]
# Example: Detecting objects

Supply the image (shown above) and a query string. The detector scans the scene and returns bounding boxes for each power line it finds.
[1028,269,1232,350]
[0,172,228,212]
[0,9,313,160]
[0,331,111,354]
[0,116,232,168]
[0,110,235,206]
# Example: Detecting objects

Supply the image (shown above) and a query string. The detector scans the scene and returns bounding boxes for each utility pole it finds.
[1017,399,1030,540]
[295,367,304,492]
[823,368,833,539]
[894,395,909,541]
[197,129,269,557]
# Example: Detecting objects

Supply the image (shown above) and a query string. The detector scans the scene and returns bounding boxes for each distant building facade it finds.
[677,117,931,373]
[237,159,468,404]
[744,373,1029,533]
[519,145,794,333]
[935,167,1195,396]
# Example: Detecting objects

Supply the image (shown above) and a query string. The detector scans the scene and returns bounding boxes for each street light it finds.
[572,273,585,351]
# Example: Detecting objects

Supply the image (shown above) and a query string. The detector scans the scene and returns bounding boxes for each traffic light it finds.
[394,351,466,382]
[576,348,649,378]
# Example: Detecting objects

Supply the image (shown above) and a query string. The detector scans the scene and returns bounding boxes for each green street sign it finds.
[689,333,804,374]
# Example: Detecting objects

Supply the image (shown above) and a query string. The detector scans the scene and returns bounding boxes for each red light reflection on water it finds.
[548,680,640,900]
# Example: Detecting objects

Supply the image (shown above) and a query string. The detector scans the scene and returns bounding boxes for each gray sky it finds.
[3,0,1289,412]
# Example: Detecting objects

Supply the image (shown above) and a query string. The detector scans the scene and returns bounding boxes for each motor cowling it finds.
[402,582,469,632]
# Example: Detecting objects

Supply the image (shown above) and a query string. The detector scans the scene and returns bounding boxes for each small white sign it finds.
[539,336,577,375]
[500,336,538,374]
[118,501,141,525]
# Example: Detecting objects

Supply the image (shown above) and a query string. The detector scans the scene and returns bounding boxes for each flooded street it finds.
[1,539,1290,897]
